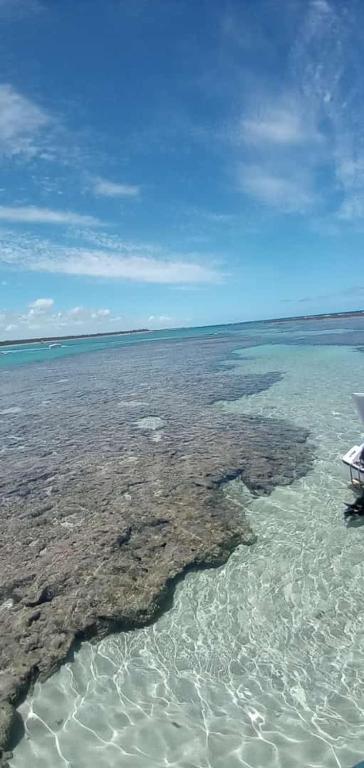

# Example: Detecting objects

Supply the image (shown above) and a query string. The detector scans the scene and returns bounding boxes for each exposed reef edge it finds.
[0,519,255,766]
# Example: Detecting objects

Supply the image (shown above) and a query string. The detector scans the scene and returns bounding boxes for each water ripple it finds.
[11,344,364,768]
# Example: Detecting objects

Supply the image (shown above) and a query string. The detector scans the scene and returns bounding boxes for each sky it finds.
[0,0,364,339]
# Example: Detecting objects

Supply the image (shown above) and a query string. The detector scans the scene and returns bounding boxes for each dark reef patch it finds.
[0,333,314,760]
[207,371,283,404]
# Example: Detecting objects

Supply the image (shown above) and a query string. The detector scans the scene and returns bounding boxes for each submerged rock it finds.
[0,701,18,768]
[0,703,13,750]
[0,333,314,757]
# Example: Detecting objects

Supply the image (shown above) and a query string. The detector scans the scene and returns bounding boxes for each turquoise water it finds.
[0,325,248,368]
[1,317,363,368]
[6,321,364,767]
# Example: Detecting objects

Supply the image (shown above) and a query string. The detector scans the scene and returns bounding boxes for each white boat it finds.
[342,393,364,487]
[48,342,62,349]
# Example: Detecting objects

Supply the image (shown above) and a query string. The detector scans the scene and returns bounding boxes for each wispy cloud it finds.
[232,0,364,222]
[241,106,318,146]
[0,83,100,172]
[0,206,100,226]
[292,0,364,223]
[239,165,315,212]
[0,84,50,158]
[0,229,222,284]
[91,176,140,198]
[34,250,221,284]
[0,85,143,202]
[236,96,321,214]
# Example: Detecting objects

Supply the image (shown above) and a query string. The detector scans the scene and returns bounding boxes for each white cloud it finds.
[241,108,312,146]
[0,84,49,158]
[0,228,222,285]
[33,250,220,283]
[0,302,129,340]
[29,297,54,313]
[66,306,111,323]
[91,177,140,198]
[239,166,315,212]
[0,206,99,226]
[68,306,84,318]
[92,308,111,317]
[148,314,172,325]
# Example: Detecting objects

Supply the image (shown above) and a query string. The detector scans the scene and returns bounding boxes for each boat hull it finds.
[342,443,364,487]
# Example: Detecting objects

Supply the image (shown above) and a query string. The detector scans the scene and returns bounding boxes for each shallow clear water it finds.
[0,324,250,368]
[2,315,364,368]
[9,339,364,768]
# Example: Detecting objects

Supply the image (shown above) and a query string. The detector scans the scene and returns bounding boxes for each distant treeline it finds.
[0,329,149,347]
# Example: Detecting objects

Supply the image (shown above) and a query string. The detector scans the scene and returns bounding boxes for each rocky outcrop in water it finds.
[0,334,314,762]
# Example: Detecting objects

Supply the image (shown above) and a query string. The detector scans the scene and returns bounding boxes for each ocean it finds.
[2,316,364,768]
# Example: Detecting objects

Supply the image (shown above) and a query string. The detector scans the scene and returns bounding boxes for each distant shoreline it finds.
[254,309,364,325]
[176,309,364,332]
[1,308,364,346]
[0,328,150,347]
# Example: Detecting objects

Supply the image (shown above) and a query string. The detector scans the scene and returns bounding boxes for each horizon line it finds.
[1,308,364,347]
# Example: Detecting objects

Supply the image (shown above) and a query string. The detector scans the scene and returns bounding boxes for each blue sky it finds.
[0,0,364,339]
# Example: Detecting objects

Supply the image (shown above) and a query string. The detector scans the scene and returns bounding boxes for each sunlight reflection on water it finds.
[11,343,364,768]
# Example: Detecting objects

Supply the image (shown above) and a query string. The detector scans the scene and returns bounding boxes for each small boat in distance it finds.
[342,393,364,487]
[48,342,62,349]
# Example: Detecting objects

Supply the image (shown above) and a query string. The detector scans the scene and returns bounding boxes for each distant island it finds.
[0,328,149,347]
